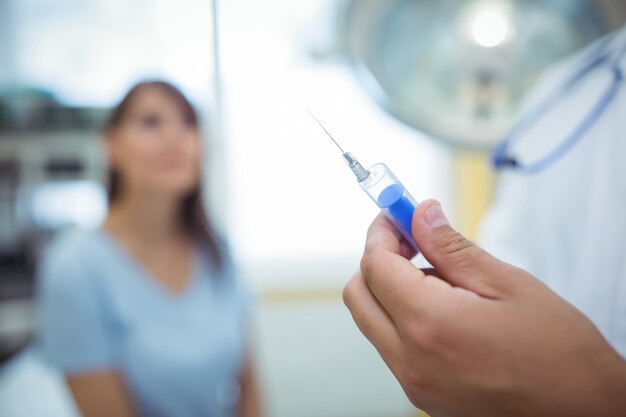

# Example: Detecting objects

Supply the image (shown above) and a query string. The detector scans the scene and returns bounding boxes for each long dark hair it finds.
[103,80,223,271]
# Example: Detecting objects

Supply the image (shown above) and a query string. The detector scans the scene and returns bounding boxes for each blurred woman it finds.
[37,81,262,417]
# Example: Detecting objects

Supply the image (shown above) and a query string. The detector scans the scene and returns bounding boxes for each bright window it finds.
[219,0,452,288]
[6,0,216,106]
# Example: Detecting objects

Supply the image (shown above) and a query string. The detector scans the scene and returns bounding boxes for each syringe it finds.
[307,110,419,251]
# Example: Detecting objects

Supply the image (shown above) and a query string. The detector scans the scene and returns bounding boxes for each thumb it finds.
[411,200,513,298]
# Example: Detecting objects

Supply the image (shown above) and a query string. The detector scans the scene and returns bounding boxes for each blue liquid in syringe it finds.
[377,183,416,238]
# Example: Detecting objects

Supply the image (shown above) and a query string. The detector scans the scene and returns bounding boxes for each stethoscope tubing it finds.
[492,37,626,174]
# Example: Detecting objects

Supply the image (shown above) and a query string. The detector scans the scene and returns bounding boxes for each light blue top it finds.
[36,229,251,417]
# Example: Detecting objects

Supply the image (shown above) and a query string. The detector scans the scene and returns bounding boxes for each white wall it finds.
[256,300,416,417]
[217,1,449,416]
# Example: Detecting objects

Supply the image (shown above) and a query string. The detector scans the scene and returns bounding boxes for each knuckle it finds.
[418,324,443,352]
[359,253,370,277]
[398,320,441,353]
[436,227,473,256]
[435,228,486,268]
[342,275,359,308]
[468,274,495,296]
[397,368,427,393]
[360,247,380,279]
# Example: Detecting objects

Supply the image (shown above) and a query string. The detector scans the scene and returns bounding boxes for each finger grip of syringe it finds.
[359,163,419,251]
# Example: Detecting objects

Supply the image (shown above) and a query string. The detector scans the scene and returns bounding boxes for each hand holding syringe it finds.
[307,110,419,252]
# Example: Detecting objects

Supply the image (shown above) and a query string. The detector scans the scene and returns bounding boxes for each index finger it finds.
[361,215,435,322]
[366,213,417,259]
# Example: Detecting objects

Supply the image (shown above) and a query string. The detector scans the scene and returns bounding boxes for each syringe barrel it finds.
[359,163,418,251]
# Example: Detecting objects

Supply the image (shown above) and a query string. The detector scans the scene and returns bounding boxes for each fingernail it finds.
[424,204,449,228]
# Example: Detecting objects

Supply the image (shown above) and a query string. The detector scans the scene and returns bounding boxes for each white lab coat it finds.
[479,24,626,357]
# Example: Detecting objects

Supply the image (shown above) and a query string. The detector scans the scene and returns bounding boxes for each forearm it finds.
[66,372,137,417]
[239,384,262,417]
[238,357,263,417]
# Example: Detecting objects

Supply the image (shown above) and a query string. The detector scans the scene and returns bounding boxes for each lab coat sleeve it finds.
[36,236,117,373]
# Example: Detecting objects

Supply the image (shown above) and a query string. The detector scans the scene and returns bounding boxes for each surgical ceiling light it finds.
[470,8,513,48]
[329,0,624,149]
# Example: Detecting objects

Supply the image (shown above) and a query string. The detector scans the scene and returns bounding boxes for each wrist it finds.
[592,353,626,416]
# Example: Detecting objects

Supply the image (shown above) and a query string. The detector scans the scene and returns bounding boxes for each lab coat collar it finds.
[607,24,626,70]
[574,25,626,73]
[617,22,626,44]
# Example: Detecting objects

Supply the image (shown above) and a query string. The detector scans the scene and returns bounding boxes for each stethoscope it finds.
[492,35,626,175]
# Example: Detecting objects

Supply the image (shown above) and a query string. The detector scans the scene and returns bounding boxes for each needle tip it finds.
[305,108,345,154]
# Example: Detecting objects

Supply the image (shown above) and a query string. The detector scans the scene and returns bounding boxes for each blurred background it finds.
[1,0,625,416]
